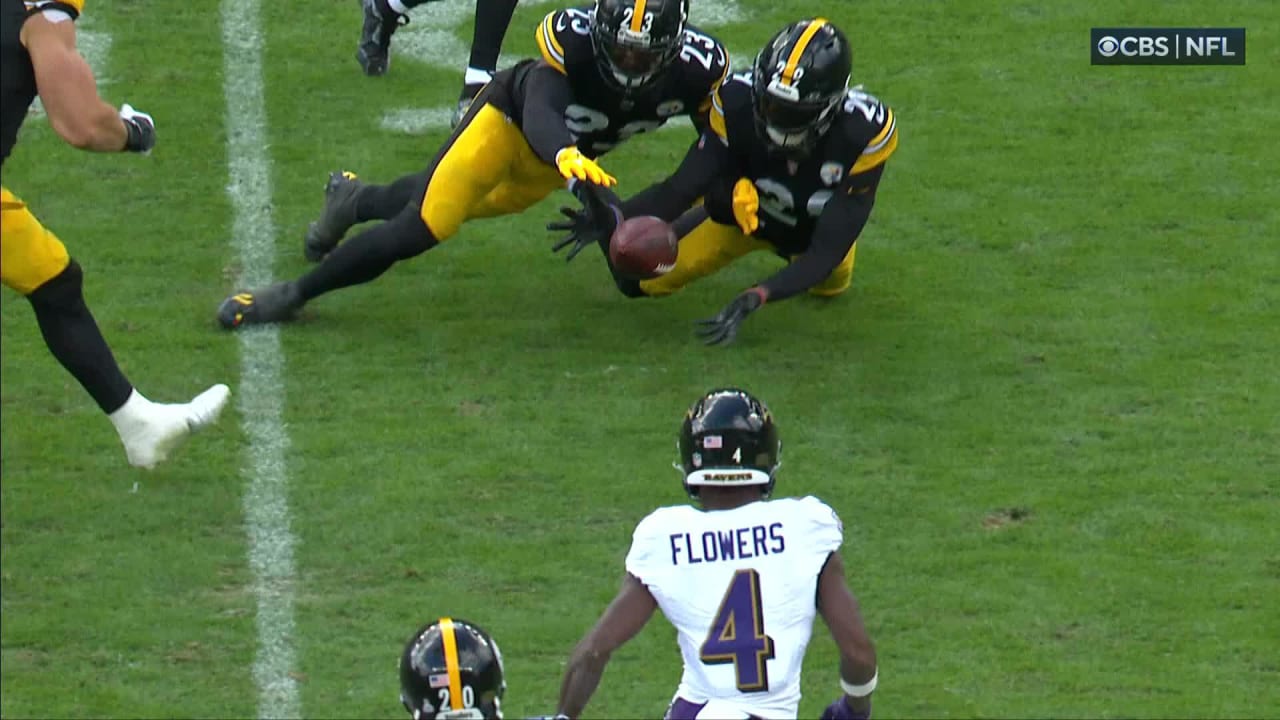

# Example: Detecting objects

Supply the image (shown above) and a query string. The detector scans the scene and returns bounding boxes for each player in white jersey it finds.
[551,389,879,720]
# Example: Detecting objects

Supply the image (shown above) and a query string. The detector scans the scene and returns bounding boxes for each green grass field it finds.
[2,0,1278,717]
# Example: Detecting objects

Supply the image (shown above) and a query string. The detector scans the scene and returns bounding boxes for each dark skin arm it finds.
[556,573,658,719]
[817,552,878,714]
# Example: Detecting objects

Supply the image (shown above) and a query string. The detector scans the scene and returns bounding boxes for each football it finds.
[609,216,678,280]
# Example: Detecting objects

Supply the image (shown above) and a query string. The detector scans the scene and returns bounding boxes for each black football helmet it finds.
[400,618,506,720]
[752,18,852,154]
[590,0,689,91]
[678,388,781,499]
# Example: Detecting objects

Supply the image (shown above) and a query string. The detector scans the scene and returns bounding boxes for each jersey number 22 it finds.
[698,568,776,692]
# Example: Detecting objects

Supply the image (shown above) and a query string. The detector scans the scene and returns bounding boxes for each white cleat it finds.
[113,384,232,469]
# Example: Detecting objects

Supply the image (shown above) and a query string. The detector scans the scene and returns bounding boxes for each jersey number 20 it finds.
[698,568,776,692]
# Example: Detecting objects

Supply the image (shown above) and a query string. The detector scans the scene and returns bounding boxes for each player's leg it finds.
[303,168,432,262]
[452,0,519,127]
[357,0,441,77]
[803,243,858,297]
[632,208,772,298]
[219,98,558,328]
[1,188,229,469]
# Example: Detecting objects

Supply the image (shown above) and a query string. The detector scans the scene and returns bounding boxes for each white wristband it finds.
[840,669,878,697]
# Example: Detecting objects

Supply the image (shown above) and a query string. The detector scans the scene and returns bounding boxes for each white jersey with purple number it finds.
[625,496,844,719]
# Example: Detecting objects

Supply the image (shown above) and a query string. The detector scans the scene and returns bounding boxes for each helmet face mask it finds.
[591,0,688,91]
[400,618,506,720]
[751,18,852,155]
[678,388,781,499]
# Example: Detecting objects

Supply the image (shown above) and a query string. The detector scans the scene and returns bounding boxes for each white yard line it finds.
[220,0,301,718]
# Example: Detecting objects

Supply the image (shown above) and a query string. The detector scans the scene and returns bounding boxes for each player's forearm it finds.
[52,101,128,152]
[759,191,875,301]
[759,234,857,302]
[556,647,610,719]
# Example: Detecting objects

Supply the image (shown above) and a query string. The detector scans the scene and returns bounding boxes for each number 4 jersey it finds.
[625,496,844,719]
[534,6,730,156]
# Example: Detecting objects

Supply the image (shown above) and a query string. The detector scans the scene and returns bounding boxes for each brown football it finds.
[609,216,678,280]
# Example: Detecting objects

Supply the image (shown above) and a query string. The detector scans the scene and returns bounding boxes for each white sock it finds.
[108,389,155,434]
[387,0,411,15]
[464,67,494,87]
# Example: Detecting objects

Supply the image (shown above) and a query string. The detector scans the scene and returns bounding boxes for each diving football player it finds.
[220,0,729,330]
[551,18,898,346]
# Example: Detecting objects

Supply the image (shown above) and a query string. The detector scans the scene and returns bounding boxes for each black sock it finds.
[356,170,430,222]
[468,0,518,74]
[297,207,438,301]
[27,260,135,414]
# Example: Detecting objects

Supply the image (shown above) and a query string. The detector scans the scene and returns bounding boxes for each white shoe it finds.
[111,384,232,469]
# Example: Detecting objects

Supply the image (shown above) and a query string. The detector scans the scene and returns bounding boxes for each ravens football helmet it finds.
[591,0,689,91]
[751,18,852,154]
[678,388,781,499]
[400,618,506,720]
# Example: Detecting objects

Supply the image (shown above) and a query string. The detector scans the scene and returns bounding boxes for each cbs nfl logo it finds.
[1092,28,1245,65]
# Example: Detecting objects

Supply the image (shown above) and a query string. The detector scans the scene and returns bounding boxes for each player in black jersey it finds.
[218,0,729,330]
[356,0,520,129]
[2,0,228,468]
[551,17,899,346]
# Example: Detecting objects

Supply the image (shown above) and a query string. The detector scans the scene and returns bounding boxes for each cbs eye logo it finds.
[1096,35,1120,57]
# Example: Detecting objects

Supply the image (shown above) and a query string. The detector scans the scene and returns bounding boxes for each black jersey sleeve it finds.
[619,130,729,222]
[520,61,577,165]
[757,165,885,302]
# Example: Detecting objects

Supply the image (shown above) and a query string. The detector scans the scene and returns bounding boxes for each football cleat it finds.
[357,0,409,77]
[116,384,231,469]
[304,171,364,262]
[217,282,304,330]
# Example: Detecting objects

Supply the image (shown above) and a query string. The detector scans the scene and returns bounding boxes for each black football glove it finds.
[548,179,621,262]
[696,287,767,346]
[119,103,156,154]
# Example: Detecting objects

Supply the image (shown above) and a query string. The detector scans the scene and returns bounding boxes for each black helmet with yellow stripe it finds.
[751,18,853,154]
[400,617,506,719]
[591,0,689,91]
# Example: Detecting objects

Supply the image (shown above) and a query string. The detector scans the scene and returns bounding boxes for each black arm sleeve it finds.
[520,63,577,166]
[758,165,885,302]
[620,132,728,222]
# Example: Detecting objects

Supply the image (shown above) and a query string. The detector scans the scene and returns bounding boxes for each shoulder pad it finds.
[677,25,731,94]
[634,504,695,538]
[536,7,593,75]
[839,86,898,175]
[708,72,752,144]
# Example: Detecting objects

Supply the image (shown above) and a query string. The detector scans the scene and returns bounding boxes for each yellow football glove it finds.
[555,146,617,187]
[731,177,759,234]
